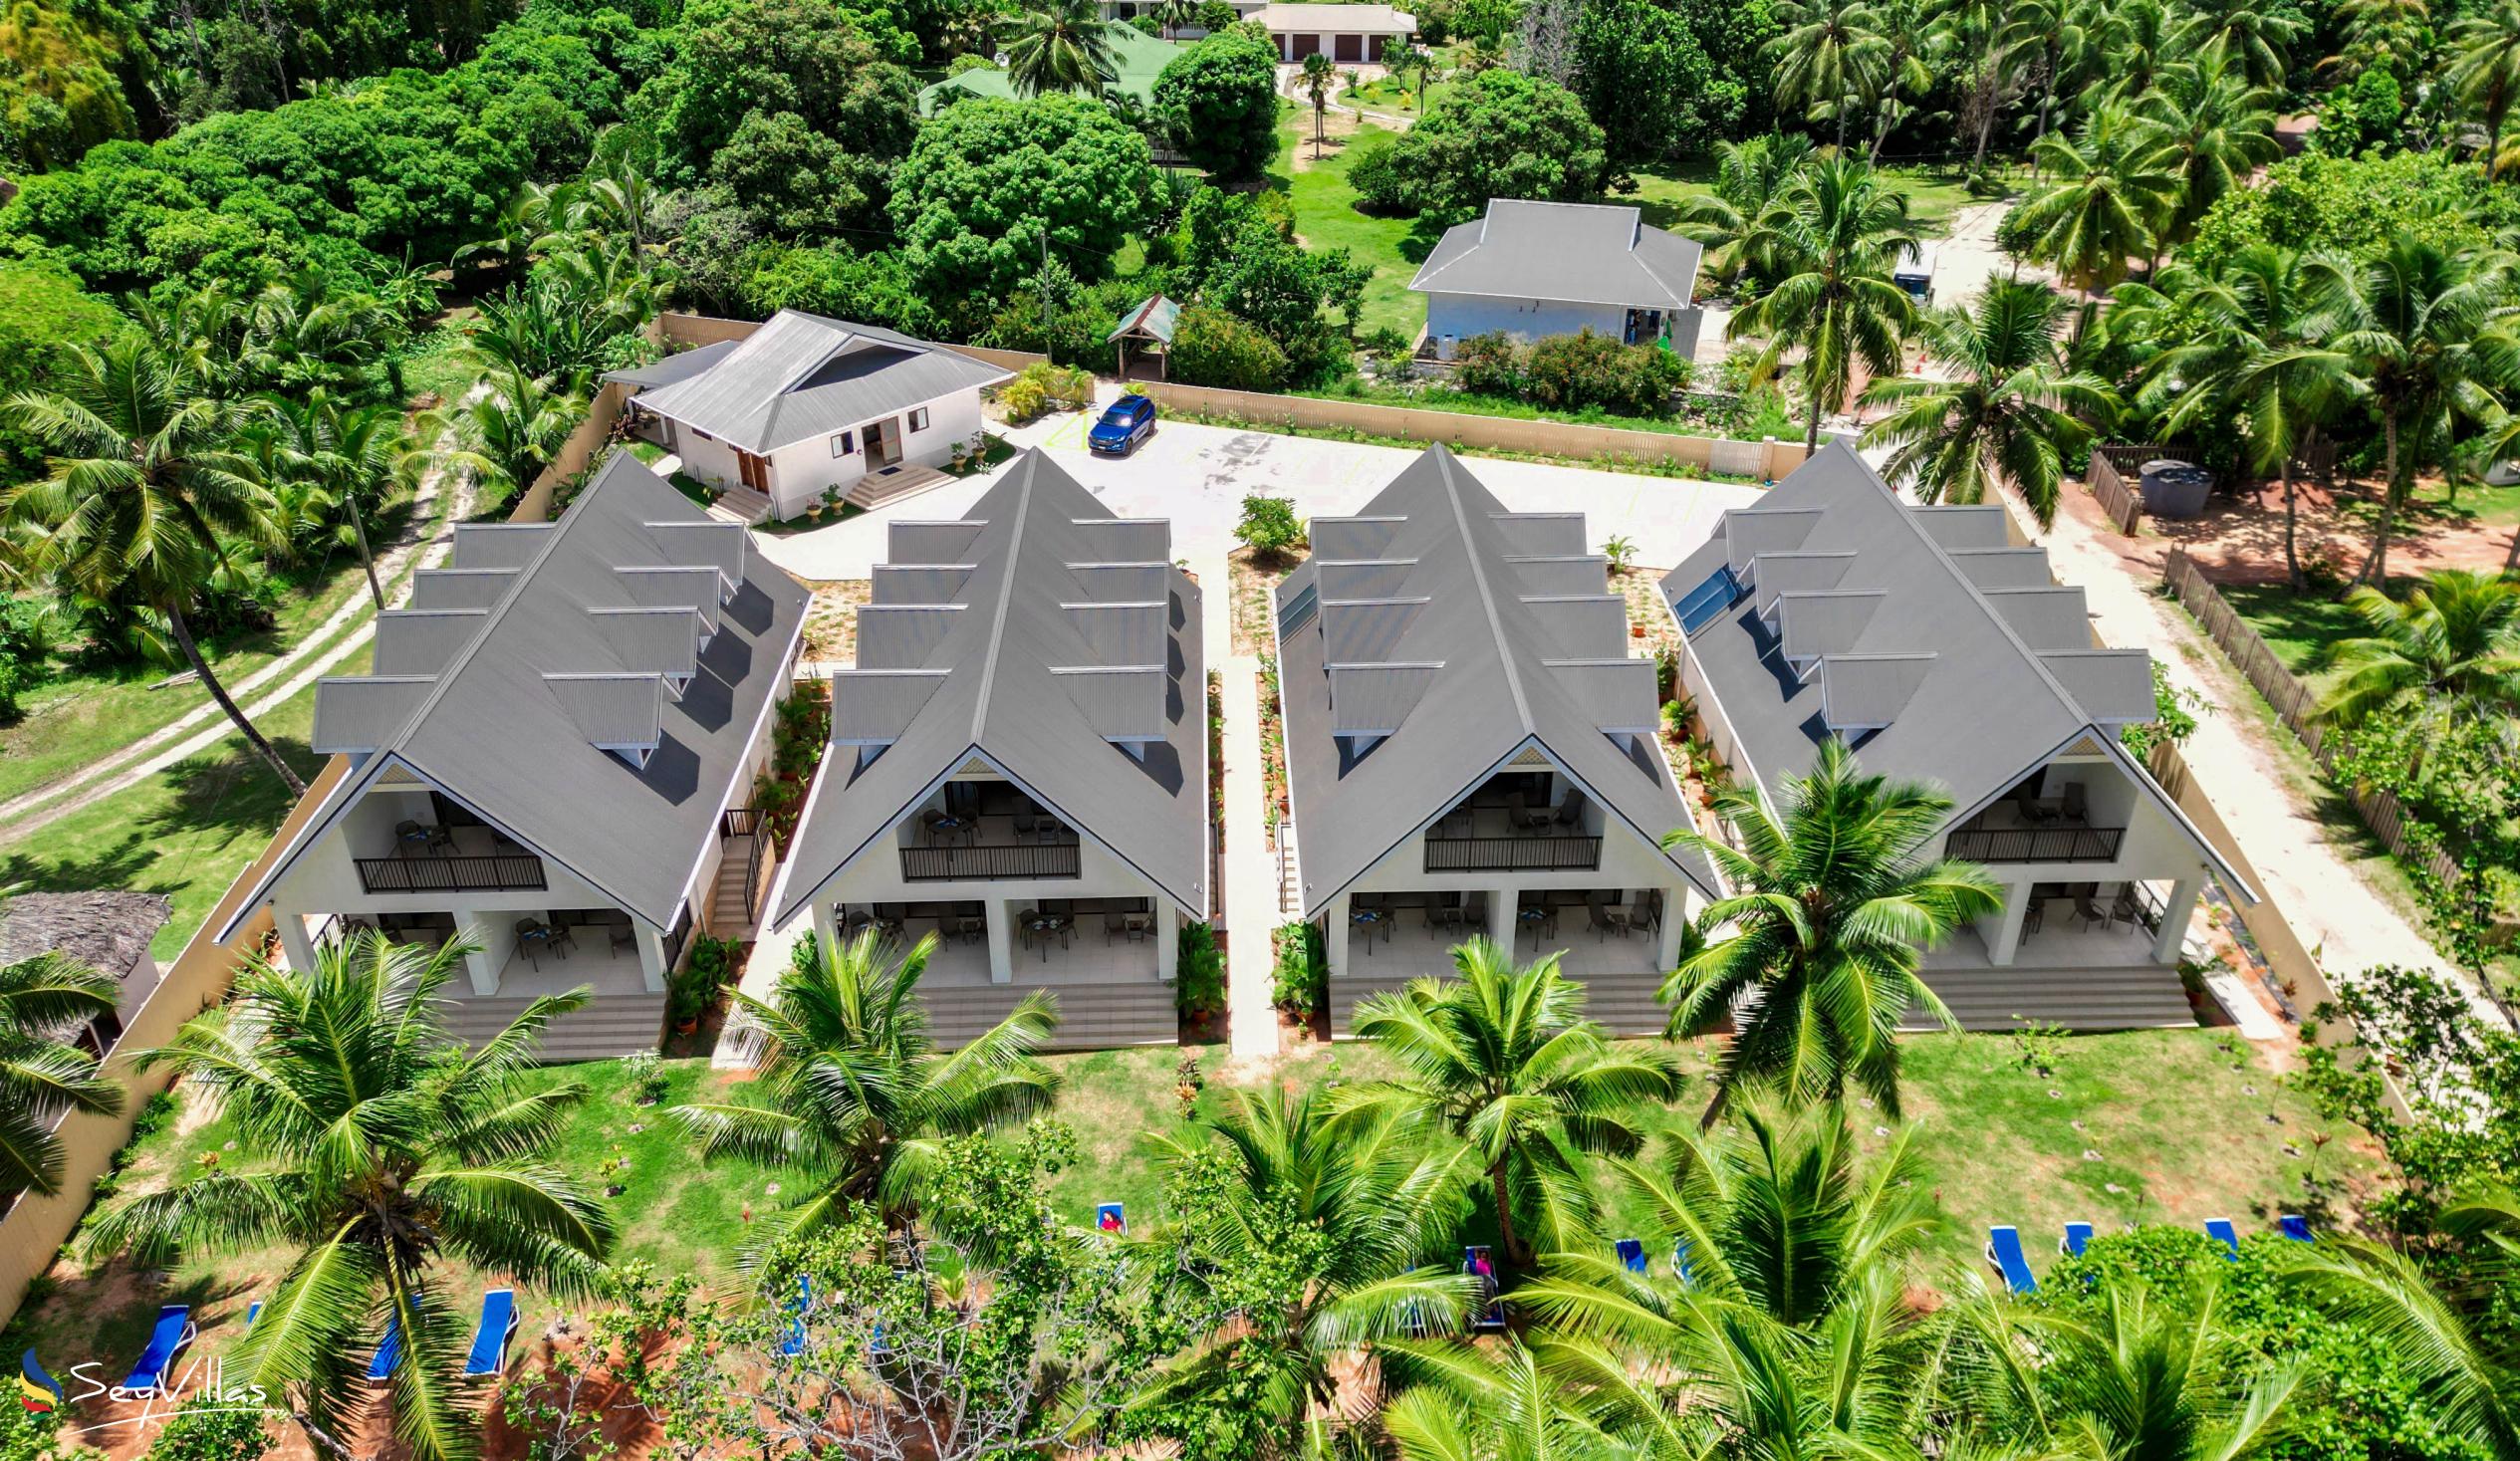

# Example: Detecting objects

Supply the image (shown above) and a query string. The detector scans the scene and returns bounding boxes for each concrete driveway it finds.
[753,410,1765,581]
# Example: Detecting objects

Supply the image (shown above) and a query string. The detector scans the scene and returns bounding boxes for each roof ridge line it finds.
[968,452,1040,743]
[1434,449,1537,738]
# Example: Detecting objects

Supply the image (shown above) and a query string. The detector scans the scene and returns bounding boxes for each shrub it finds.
[1270,920,1326,1016]
[1169,304,1289,391]
[145,1396,269,1461]
[947,52,997,75]
[1522,328,1686,414]
[1450,330,1521,395]
[1129,13,1161,33]
[1236,494,1305,560]
[1175,921,1225,1017]
[1195,0,1238,27]
[999,363,1091,423]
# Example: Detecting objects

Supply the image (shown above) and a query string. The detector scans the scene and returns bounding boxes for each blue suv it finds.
[1088,394,1156,456]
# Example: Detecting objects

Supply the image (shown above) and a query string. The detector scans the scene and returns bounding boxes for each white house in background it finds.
[217,454,811,1062]
[1662,442,2258,1031]
[606,310,1010,524]
[1098,0,1263,27]
[1271,445,1721,1037]
[769,450,1209,1053]
[1252,3,1416,60]
[1409,199,1706,360]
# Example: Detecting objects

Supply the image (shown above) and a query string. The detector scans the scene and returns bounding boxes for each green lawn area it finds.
[13,1020,2386,1375]
[393,319,481,409]
[2216,583,2367,693]
[1273,114,1425,341]
[1626,159,1979,238]
[917,24,1183,114]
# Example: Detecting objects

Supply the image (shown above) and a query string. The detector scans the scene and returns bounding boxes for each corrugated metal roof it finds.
[619,311,1014,454]
[1251,3,1417,28]
[1410,199,1704,312]
[1107,294,1181,345]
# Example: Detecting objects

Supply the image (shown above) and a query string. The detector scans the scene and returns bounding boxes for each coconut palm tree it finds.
[2308,239,2519,584]
[1861,279,2117,527]
[451,180,564,285]
[1380,1338,1640,1461]
[669,929,1059,1249]
[1677,133,1818,285]
[1,336,305,794]
[570,151,674,273]
[1728,156,1921,451]
[1153,0,1197,36]
[2171,0,2307,89]
[2009,106,2179,329]
[1136,1085,1476,1431]
[2136,54,2280,246]
[2095,0,2179,109]
[2321,570,2520,726]
[1764,0,1893,147]
[81,933,612,1461]
[1660,737,2002,1122]
[2447,0,2520,179]
[1301,51,1337,157]
[1001,0,1120,97]
[1344,939,1683,1267]
[0,951,124,1201]
[425,364,586,511]
[258,389,407,609]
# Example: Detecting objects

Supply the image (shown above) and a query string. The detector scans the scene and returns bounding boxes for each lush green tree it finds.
[426,363,584,512]
[82,933,613,1461]
[2185,150,2517,272]
[645,0,917,181]
[1166,302,1289,389]
[2173,0,2308,88]
[1349,67,1607,224]
[1676,132,1815,285]
[0,263,122,489]
[1151,28,1281,181]
[2446,0,2520,179]
[1660,737,2002,1121]
[1727,155,1919,450]
[2322,570,2520,726]
[738,243,939,337]
[255,389,404,609]
[1763,0,1890,146]
[1675,0,1784,137]
[1861,279,2115,527]
[1345,938,1683,1267]
[1001,0,1121,97]
[1178,187,1370,379]
[0,950,122,1200]
[2009,105,2180,319]
[1,334,304,793]
[1573,0,1718,164]
[1378,1339,1632,1461]
[890,93,1158,301]
[0,0,144,169]
[710,111,868,240]
[668,929,1059,1245]
[2138,54,2281,247]
[1133,1086,1476,1448]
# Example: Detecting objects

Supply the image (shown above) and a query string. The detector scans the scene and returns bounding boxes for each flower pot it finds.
[675,1016,699,1036]
[1631,624,1647,638]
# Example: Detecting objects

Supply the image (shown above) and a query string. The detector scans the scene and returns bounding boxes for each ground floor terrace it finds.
[1326,886,1680,1037]
[809,895,1178,1051]
[1912,878,2199,1032]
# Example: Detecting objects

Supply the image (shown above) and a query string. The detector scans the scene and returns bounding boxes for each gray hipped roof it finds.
[605,311,1013,455]
[776,451,1209,922]
[219,453,811,938]
[1662,444,2250,892]
[1409,199,1703,312]
[1277,446,1718,918]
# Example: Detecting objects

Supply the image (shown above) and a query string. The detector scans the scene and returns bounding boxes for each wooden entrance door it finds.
[736,449,771,494]
[864,417,901,469]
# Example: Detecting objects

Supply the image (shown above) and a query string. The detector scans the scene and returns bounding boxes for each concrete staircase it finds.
[846,463,950,511]
[434,992,668,1062]
[707,482,773,525]
[925,979,1176,1051]
[711,834,761,939]
[1274,823,1301,914]
[1330,969,1668,1039]
[1907,965,2197,1032]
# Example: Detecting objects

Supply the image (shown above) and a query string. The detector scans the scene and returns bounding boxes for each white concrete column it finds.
[272,905,317,974]
[636,925,669,993]
[1489,886,1519,954]
[1987,880,2034,966]
[812,897,840,959]
[1655,888,1685,970]
[1158,906,1180,983]
[985,900,1015,985]
[2153,876,2203,963]
[458,910,502,996]
[1325,896,1351,981]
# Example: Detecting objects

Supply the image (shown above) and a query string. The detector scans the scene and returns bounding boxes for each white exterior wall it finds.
[653,388,988,522]
[1949,754,2217,966]
[1424,294,1705,355]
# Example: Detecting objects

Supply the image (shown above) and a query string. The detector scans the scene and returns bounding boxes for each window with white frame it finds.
[831,429,856,456]
[908,406,929,432]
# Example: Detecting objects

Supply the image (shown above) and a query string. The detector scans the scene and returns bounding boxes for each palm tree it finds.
[2171,0,2307,89]
[82,933,612,1461]
[1677,133,1817,285]
[259,390,407,609]
[1,336,306,795]
[426,364,586,511]
[1862,279,2117,527]
[1729,156,1921,451]
[2447,0,2520,179]
[240,281,394,396]
[2136,54,2280,247]
[1380,1339,1636,1461]
[668,929,1059,1247]
[1002,0,1120,97]
[1301,51,1337,157]
[2308,240,2518,584]
[1137,1085,1476,1430]
[2321,570,2520,726]
[1344,939,1682,1267]
[2095,0,2179,108]
[1384,40,1434,109]
[571,151,674,272]
[1660,738,2002,1122]
[0,951,124,1201]
[1153,0,1196,38]
[451,180,563,285]
[2009,106,2179,330]
[1764,0,1893,147]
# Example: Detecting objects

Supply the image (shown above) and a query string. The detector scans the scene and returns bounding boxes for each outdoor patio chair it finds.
[513,918,547,972]
[1671,1237,1696,1289]
[2074,896,2109,930]
[955,915,985,946]
[109,1305,194,1402]
[367,1315,404,1384]
[2107,887,2142,930]
[2204,1218,2241,1261]
[1464,1246,1504,1332]
[463,1290,519,1378]
[1507,794,1552,834]
[2062,782,2089,824]
[2279,1215,2315,1244]
[1552,791,1590,830]
[2062,1221,2095,1258]
[1986,1226,2039,1295]
[1615,1238,1647,1276]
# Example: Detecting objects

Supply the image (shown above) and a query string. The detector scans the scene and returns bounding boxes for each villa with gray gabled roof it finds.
[769,449,1207,1052]
[1409,199,1706,360]
[217,453,811,1061]
[1662,442,2256,1031]
[1270,445,1719,1037]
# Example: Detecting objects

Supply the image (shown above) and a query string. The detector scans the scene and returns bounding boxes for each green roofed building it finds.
[916,25,1188,115]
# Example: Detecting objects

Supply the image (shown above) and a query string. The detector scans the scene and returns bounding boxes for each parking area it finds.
[752,405,1768,582]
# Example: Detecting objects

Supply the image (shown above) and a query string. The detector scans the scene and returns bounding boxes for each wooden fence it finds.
[2088,448,2144,534]
[2160,546,2464,893]
[1134,379,1813,479]
[0,757,353,1328]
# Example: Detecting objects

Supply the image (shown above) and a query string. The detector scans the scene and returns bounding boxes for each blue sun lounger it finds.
[1986,1226,2038,1295]
[2061,1221,2094,1258]
[2278,1215,2315,1244]
[1615,1238,1646,1276]
[244,1300,263,1331]
[1464,1245,1504,1332]
[368,1315,404,1383]
[109,1306,195,1401]
[779,1276,813,1356]
[2205,1218,2240,1261]
[1670,1236,1696,1289]
[1095,1202,1128,1237]
[464,1290,518,1378]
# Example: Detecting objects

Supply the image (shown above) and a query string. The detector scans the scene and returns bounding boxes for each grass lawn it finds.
[1295,377,1721,436]
[2216,583,2367,692]
[1626,160,1980,239]
[393,320,482,410]
[1272,115,1426,342]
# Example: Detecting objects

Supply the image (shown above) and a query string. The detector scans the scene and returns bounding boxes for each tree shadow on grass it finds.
[142,734,324,847]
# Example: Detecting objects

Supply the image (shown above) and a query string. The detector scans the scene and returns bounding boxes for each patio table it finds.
[1517,906,1555,948]
[1025,914,1071,961]
[1350,906,1387,952]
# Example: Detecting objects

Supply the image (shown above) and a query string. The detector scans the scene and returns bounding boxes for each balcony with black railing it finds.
[355,852,549,894]
[1944,820,2126,863]
[900,843,1083,881]
[1422,836,1603,872]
